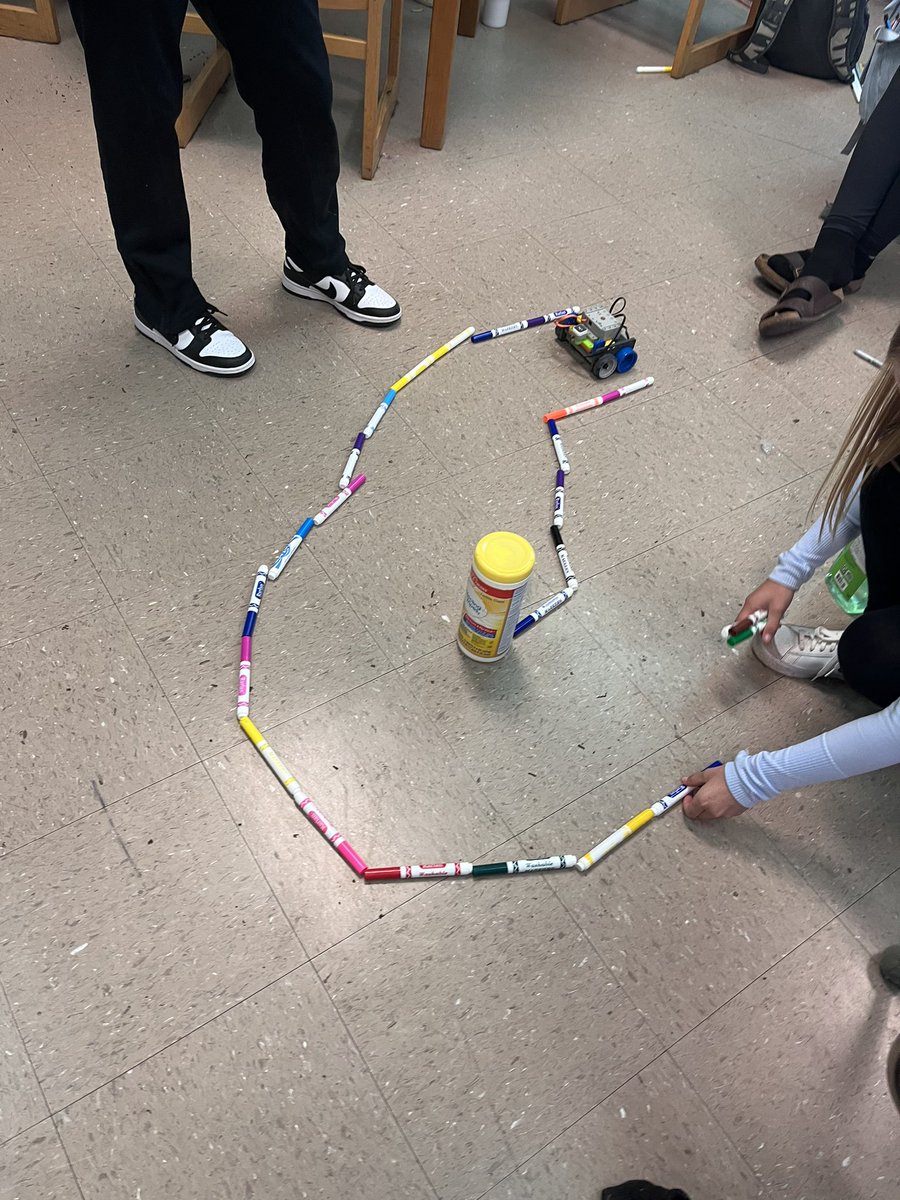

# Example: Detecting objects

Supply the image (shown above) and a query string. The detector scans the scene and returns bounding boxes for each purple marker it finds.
[553,469,565,528]
[471,307,580,343]
[546,419,570,474]
[340,432,366,489]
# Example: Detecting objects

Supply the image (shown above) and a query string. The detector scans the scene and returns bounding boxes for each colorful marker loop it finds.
[237,310,714,885]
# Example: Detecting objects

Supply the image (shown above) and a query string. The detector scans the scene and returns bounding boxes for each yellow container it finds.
[457,531,535,661]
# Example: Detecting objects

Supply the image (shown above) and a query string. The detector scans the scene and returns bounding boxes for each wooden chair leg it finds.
[457,0,479,37]
[0,0,60,43]
[386,0,402,82]
[361,0,385,180]
[176,41,232,148]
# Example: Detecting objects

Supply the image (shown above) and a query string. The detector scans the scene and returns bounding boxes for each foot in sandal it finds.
[758,275,844,339]
[754,249,865,295]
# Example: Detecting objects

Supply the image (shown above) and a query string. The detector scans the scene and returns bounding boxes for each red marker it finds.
[364,862,473,882]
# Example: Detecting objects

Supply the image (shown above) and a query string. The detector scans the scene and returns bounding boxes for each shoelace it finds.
[191,312,223,337]
[345,264,371,297]
[797,627,842,654]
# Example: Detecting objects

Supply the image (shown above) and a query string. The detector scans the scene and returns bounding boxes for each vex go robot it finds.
[556,303,637,380]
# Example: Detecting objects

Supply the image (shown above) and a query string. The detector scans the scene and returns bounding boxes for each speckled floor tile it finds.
[521,744,831,1043]
[0,1124,80,1200]
[400,608,671,831]
[0,406,40,487]
[4,354,216,475]
[479,1054,760,1200]
[0,763,302,1109]
[46,425,288,606]
[1,247,123,376]
[56,965,435,1200]
[0,608,195,853]
[840,870,900,958]
[318,855,661,1200]
[0,985,46,1143]
[682,682,900,912]
[672,920,900,1199]
[121,556,390,758]
[210,672,509,955]
[0,479,109,647]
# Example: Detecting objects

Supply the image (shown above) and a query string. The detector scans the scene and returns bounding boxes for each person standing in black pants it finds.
[68,0,400,376]
[755,63,900,337]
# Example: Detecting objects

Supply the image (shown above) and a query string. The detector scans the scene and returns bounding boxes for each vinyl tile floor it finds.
[1,3,899,1199]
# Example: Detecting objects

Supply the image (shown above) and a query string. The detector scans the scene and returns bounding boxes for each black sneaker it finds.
[133,308,255,375]
[282,258,401,325]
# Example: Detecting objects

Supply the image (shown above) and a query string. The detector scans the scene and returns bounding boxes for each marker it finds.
[363,389,397,439]
[339,432,366,488]
[237,634,253,719]
[471,308,580,343]
[365,863,473,881]
[472,855,577,876]
[546,419,570,474]
[241,565,268,637]
[269,518,315,581]
[239,716,367,875]
[551,526,577,588]
[854,349,883,369]
[636,65,672,73]
[513,585,577,637]
[721,608,767,647]
[391,326,475,392]
[575,761,723,873]
[313,474,365,526]
[553,470,565,528]
[543,376,654,422]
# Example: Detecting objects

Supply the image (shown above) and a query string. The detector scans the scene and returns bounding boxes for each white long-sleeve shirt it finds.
[726,488,900,807]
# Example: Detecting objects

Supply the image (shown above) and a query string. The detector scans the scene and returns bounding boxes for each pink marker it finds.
[236,634,253,719]
[543,375,654,422]
[313,474,366,526]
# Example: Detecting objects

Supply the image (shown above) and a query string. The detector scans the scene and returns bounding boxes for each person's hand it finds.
[681,764,745,820]
[732,579,796,643]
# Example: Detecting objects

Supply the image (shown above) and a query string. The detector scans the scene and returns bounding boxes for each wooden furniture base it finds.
[0,0,59,42]
[554,0,764,79]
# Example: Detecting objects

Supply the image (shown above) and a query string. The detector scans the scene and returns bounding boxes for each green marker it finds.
[472,855,577,877]
[726,626,755,648]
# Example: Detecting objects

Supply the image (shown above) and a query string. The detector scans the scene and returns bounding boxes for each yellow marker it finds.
[392,326,475,393]
[576,762,722,872]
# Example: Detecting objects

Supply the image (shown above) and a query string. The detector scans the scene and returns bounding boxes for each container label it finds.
[457,569,529,660]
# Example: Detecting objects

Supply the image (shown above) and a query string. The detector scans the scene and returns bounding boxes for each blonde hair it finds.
[815,326,900,530]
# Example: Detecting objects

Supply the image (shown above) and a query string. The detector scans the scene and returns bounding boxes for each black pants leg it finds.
[196,0,348,280]
[70,0,347,339]
[69,0,207,338]
[837,463,900,708]
[820,67,900,252]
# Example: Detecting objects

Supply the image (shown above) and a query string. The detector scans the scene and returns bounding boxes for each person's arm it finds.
[769,485,862,590]
[725,697,900,807]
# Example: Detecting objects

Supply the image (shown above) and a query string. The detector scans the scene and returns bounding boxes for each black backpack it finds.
[729,0,869,81]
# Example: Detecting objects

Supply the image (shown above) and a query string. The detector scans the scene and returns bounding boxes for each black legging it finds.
[837,462,900,708]
[69,0,348,339]
[818,67,900,263]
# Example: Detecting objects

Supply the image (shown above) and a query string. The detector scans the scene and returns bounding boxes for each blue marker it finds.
[514,585,576,637]
[241,565,269,637]
[363,389,397,438]
[269,517,315,581]
[340,432,367,489]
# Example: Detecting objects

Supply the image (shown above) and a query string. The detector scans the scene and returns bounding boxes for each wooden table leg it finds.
[420,0,463,150]
[457,0,479,37]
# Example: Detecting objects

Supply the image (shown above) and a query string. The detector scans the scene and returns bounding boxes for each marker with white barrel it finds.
[269,518,315,581]
[553,470,565,528]
[364,862,474,881]
[546,419,570,474]
[513,585,577,637]
[551,526,577,588]
[313,474,365,526]
[339,432,366,489]
[472,855,577,877]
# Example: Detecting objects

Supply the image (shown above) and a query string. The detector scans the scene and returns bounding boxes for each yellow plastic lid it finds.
[474,531,535,586]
